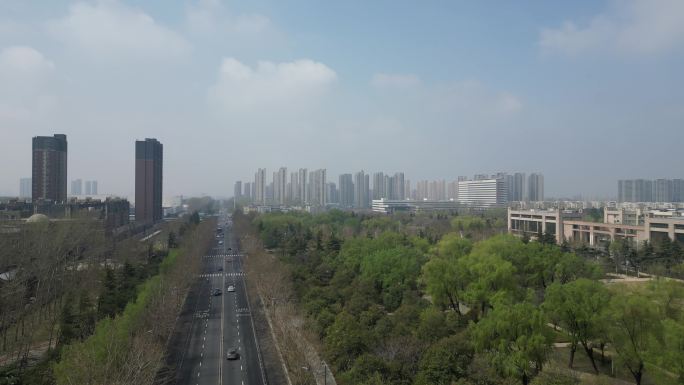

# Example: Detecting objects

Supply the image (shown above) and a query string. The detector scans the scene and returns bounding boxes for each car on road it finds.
[227,285,235,292]
[218,267,223,272]
[226,348,240,360]
[218,240,224,245]
[212,288,222,296]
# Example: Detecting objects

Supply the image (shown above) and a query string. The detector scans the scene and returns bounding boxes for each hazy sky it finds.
[1,0,683,199]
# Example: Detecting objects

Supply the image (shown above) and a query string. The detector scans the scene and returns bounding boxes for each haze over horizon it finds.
[2,0,684,199]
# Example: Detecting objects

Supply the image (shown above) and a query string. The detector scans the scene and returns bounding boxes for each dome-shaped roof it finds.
[26,214,49,223]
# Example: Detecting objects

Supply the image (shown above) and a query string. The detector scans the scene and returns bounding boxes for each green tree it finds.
[542,279,610,372]
[460,252,516,317]
[607,292,663,385]
[414,333,474,385]
[325,311,369,371]
[433,234,473,259]
[471,301,552,385]
[422,257,467,314]
[58,293,77,349]
[660,318,684,384]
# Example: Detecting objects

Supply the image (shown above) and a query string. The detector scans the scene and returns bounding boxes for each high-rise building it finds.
[618,179,656,202]
[326,182,338,204]
[273,167,287,204]
[19,178,32,199]
[254,168,266,203]
[234,181,242,199]
[339,174,354,208]
[135,138,163,223]
[309,169,326,206]
[71,179,83,196]
[354,170,370,208]
[288,172,298,203]
[653,179,673,203]
[32,134,68,202]
[428,180,446,201]
[298,168,308,204]
[447,180,459,201]
[673,179,684,203]
[244,182,252,201]
[84,180,97,195]
[527,173,544,202]
[509,173,525,202]
[416,180,428,200]
[391,172,405,200]
[372,172,385,199]
[458,179,508,207]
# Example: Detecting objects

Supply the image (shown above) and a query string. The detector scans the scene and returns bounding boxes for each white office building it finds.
[457,179,508,207]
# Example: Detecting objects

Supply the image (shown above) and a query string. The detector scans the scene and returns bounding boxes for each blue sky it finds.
[1,0,683,199]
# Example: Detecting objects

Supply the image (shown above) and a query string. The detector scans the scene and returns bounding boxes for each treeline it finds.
[0,213,213,385]
[52,216,214,385]
[251,210,684,385]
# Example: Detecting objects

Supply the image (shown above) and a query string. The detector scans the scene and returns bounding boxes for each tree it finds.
[58,293,77,349]
[422,257,466,314]
[414,333,474,385]
[433,234,473,259]
[542,279,610,372]
[606,292,663,385]
[471,301,552,385]
[460,252,516,317]
[325,312,369,371]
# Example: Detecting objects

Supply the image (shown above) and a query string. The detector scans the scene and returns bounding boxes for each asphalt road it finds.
[176,214,266,385]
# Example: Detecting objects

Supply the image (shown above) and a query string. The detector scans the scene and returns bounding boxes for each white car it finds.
[227,285,235,292]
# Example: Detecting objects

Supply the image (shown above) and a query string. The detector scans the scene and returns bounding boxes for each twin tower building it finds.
[31,134,163,224]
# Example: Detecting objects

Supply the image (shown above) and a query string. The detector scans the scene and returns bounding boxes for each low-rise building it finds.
[508,208,684,246]
[372,199,461,214]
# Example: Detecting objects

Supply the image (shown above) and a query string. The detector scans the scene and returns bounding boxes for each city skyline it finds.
[2,1,684,198]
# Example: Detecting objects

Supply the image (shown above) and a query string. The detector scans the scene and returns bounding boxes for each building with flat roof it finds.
[32,134,68,202]
[19,178,31,199]
[457,179,507,207]
[508,208,684,246]
[135,138,163,223]
[372,199,461,214]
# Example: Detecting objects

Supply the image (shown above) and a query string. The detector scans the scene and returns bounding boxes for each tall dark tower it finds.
[32,134,67,202]
[135,138,163,223]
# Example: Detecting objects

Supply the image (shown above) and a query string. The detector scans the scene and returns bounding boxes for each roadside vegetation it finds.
[243,209,684,385]
[0,212,214,385]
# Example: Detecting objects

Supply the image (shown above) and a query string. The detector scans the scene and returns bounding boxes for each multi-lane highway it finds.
[176,214,266,385]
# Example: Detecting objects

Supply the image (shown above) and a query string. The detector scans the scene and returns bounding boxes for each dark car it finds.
[226,348,240,360]
[218,267,223,272]
[212,288,222,296]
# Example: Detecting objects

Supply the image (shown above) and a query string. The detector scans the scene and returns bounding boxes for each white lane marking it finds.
[200,362,202,367]
[197,372,200,377]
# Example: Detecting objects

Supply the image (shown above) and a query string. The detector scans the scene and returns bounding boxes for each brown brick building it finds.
[32,134,68,202]
[135,138,163,223]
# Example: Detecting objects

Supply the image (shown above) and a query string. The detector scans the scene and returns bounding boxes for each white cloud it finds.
[0,45,54,73]
[48,1,188,58]
[208,58,337,113]
[186,0,273,36]
[540,0,684,55]
[371,73,421,88]
[0,46,56,122]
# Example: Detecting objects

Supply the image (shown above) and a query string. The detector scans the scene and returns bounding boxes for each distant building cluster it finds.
[235,168,545,211]
[10,134,164,227]
[618,178,684,203]
[70,179,99,196]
